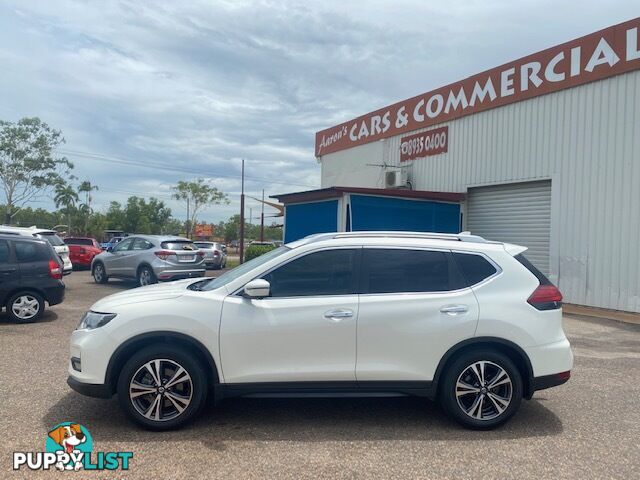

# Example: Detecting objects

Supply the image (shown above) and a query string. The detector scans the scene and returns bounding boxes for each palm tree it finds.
[54,183,79,235]
[78,180,98,235]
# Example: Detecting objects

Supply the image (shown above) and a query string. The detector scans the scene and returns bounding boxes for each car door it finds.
[104,237,135,276]
[126,237,155,276]
[0,240,19,305]
[356,247,480,383]
[220,248,360,384]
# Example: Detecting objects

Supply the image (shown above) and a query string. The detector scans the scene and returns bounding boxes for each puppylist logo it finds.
[13,422,133,471]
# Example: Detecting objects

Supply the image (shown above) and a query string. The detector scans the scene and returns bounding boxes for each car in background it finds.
[249,240,276,247]
[64,237,103,269]
[101,236,124,251]
[194,241,227,269]
[91,235,206,287]
[0,234,65,323]
[0,225,72,275]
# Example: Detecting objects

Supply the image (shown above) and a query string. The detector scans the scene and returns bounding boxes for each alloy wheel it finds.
[11,295,40,320]
[455,360,513,421]
[129,359,193,422]
[94,265,104,281]
[139,269,152,286]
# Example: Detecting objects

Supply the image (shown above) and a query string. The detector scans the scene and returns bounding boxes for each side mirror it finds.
[243,279,270,299]
[106,246,113,252]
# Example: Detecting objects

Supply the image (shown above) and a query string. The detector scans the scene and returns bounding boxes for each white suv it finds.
[67,232,572,430]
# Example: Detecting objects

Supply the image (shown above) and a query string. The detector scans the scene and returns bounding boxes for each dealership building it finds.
[274,18,640,314]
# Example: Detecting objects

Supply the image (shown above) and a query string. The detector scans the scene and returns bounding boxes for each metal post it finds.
[239,159,245,264]
[260,189,265,242]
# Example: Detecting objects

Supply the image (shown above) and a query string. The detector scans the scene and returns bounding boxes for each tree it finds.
[0,117,73,224]
[54,183,79,234]
[172,178,228,238]
[77,180,98,235]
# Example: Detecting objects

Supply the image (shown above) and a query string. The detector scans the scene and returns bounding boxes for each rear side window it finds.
[453,252,498,286]
[515,254,552,285]
[362,249,461,294]
[263,249,358,297]
[0,240,10,263]
[161,241,197,251]
[15,241,51,262]
[65,238,93,246]
[36,233,64,246]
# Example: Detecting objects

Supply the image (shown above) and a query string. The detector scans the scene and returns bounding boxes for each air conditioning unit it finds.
[384,168,409,189]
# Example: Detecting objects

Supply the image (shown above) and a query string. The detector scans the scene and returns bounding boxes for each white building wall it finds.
[319,71,640,312]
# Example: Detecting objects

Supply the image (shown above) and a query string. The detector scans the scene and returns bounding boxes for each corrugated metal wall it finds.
[320,70,640,312]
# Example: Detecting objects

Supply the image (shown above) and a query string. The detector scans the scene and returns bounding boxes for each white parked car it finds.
[67,231,572,430]
[0,225,72,274]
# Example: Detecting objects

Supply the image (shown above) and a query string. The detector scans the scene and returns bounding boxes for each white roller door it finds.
[466,180,551,274]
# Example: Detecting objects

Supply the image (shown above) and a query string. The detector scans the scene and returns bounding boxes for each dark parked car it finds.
[0,234,65,323]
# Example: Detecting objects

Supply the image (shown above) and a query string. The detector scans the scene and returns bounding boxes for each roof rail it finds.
[291,231,489,245]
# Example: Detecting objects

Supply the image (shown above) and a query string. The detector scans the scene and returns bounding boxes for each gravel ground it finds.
[1,270,639,479]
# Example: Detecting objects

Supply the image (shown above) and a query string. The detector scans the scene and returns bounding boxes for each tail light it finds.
[213,250,220,257]
[527,284,563,310]
[197,251,205,258]
[154,250,175,261]
[48,259,63,279]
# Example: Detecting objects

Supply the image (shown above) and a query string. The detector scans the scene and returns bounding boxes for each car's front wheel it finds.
[117,345,208,430]
[439,349,523,429]
[92,262,108,284]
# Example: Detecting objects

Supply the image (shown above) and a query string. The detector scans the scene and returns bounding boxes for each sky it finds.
[0,0,637,224]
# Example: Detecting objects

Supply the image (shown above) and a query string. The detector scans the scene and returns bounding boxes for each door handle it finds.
[440,305,469,315]
[324,309,354,321]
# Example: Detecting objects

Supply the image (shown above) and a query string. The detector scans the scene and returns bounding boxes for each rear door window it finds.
[132,238,154,250]
[362,249,463,294]
[0,240,10,263]
[15,241,50,262]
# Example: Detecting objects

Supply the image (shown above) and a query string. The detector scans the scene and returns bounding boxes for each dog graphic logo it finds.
[45,422,93,471]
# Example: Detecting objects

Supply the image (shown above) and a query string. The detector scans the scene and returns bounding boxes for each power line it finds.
[57,148,319,189]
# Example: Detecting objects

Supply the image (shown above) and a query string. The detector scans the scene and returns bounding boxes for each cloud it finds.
[0,0,637,223]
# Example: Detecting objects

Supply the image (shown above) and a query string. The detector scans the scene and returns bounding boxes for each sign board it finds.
[315,17,640,157]
[400,126,448,162]
[194,224,214,237]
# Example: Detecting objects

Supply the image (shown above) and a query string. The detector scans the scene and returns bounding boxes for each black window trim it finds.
[233,246,363,299]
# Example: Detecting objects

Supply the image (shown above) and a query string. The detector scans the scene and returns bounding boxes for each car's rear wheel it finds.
[92,262,108,284]
[117,345,207,430]
[6,292,45,323]
[439,349,522,429]
[138,266,157,287]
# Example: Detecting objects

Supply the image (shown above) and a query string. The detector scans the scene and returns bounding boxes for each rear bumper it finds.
[155,268,206,282]
[532,371,571,392]
[67,376,112,399]
[44,283,65,306]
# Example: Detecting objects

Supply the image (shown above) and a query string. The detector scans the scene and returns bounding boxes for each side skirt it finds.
[217,381,435,401]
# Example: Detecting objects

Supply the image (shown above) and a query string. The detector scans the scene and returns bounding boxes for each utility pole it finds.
[239,159,245,264]
[249,207,252,226]
[186,197,190,238]
[260,189,265,242]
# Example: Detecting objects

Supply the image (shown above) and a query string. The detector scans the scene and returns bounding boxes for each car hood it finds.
[91,279,198,311]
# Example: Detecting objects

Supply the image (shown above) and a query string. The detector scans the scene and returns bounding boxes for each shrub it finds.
[245,244,276,260]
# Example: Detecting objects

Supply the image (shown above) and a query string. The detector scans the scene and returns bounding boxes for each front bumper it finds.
[67,376,112,399]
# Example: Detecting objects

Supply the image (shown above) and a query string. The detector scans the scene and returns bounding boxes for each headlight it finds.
[77,311,117,330]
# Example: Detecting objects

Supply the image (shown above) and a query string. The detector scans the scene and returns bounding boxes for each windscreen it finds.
[65,238,93,246]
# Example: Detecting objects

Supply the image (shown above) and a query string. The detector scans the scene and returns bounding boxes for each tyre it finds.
[7,291,45,323]
[92,262,108,284]
[116,345,208,430]
[439,349,523,430]
[137,266,157,287]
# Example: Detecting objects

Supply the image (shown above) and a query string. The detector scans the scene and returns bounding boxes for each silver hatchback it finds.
[194,241,227,269]
[91,235,205,286]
